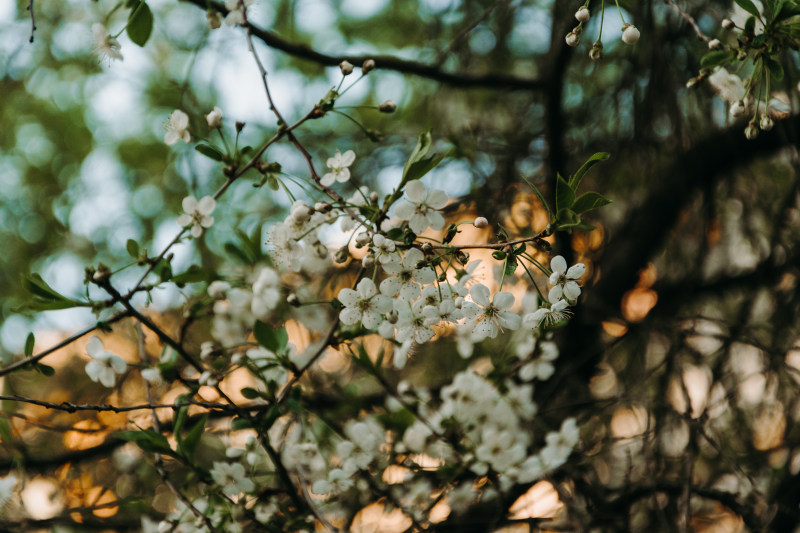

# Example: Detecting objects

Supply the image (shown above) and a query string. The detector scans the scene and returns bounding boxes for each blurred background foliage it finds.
[2,0,800,530]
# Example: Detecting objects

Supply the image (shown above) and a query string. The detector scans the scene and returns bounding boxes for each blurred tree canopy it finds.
[2,0,800,531]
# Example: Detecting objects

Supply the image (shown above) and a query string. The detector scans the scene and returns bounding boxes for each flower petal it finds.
[405,180,427,203]
[550,255,567,276]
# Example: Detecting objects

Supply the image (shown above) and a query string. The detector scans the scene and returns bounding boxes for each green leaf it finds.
[171,265,207,285]
[572,192,612,214]
[568,152,610,191]
[126,239,139,259]
[241,387,260,399]
[764,55,785,81]
[504,255,518,276]
[224,242,254,265]
[24,333,34,357]
[254,320,288,353]
[521,175,554,221]
[117,429,176,457]
[402,131,433,180]
[127,1,153,47]
[735,0,761,18]
[403,153,446,182]
[21,274,69,301]
[744,15,757,34]
[555,175,575,213]
[555,208,581,229]
[0,417,12,443]
[195,144,224,161]
[232,418,253,430]
[700,50,732,69]
[173,404,189,439]
[37,364,55,377]
[178,415,207,461]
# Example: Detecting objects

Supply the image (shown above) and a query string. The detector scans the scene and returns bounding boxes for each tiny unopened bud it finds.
[386,310,398,324]
[355,232,371,247]
[745,122,759,140]
[235,121,245,132]
[722,18,734,30]
[438,273,447,282]
[565,29,581,47]
[708,39,722,50]
[473,216,489,228]
[362,59,376,73]
[730,100,746,117]
[621,24,640,45]
[206,106,223,129]
[339,60,354,76]
[589,41,603,61]
[369,191,379,203]
[334,246,350,263]
[379,100,397,113]
[314,201,331,213]
[93,263,111,282]
[455,250,469,264]
[759,114,774,131]
[207,10,222,30]
[231,352,245,365]
[287,293,300,306]
[685,77,698,89]
[421,242,433,253]
[575,6,590,23]
[362,254,375,268]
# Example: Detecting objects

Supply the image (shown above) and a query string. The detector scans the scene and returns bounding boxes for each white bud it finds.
[745,122,759,140]
[362,59,376,73]
[473,216,489,228]
[206,106,223,129]
[565,30,581,47]
[621,24,640,45]
[760,114,774,131]
[339,60,354,75]
[575,6,590,23]
[722,18,734,29]
[379,100,397,113]
[730,100,746,117]
[708,39,722,50]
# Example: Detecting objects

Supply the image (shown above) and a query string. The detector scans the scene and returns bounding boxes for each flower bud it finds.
[730,100,746,117]
[759,114,774,131]
[565,29,581,47]
[355,232,371,247]
[589,41,603,61]
[379,100,397,113]
[362,254,375,268]
[707,39,722,50]
[207,10,222,30]
[235,121,245,132]
[362,59,376,73]
[621,24,640,45]
[575,6,590,23]
[287,293,300,306]
[206,106,223,129]
[339,60,354,76]
[721,18,734,29]
[369,191,379,203]
[473,216,489,228]
[334,246,350,263]
[421,242,433,253]
[745,122,759,140]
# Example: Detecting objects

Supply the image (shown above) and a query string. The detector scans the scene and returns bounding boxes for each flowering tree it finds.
[2,0,800,532]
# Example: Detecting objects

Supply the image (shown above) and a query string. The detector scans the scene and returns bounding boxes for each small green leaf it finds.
[700,50,732,69]
[554,208,581,229]
[735,0,761,18]
[555,175,575,213]
[117,429,176,456]
[568,152,610,191]
[0,417,12,443]
[241,387,260,399]
[37,364,55,377]
[126,239,139,259]
[492,250,507,260]
[504,255,518,276]
[173,404,189,439]
[385,227,404,241]
[744,15,757,34]
[232,418,253,430]
[402,131,433,181]
[403,153,446,182]
[195,144,224,161]
[764,55,785,81]
[572,192,612,214]
[521,175,554,221]
[178,415,207,461]
[24,333,34,357]
[127,1,153,47]
[171,265,207,285]
[254,320,288,353]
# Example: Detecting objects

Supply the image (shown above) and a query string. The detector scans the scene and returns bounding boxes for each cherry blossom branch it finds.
[0,311,129,378]
[26,0,36,43]
[662,0,710,43]
[0,395,251,414]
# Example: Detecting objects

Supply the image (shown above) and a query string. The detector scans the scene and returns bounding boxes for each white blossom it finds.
[224,0,254,26]
[379,248,435,300]
[337,278,393,329]
[85,336,127,388]
[206,106,223,129]
[523,297,571,328]
[394,181,448,234]
[164,110,191,145]
[178,195,215,237]
[210,462,255,496]
[548,255,585,302]
[92,23,123,65]
[321,150,356,186]
[251,267,281,316]
[0,475,17,505]
[461,283,521,340]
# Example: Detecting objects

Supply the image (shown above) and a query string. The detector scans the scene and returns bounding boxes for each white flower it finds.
[210,462,255,496]
[337,278,393,329]
[621,24,640,45]
[92,23,123,65]
[224,0,254,26]
[141,367,163,385]
[396,305,435,345]
[178,195,215,237]
[0,475,17,505]
[708,68,746,104]
[251,267,281,316]
[85,336,127,388]
[321,150,356,186]
[461,284,521,340]
[523,296,571,328]
[372,234,399,264]
[394,181,448,234]
[164,110,191,145]
[548,255,585,302]
[708,38,722,50]
[379,248,436,301]
[206,106,223,129]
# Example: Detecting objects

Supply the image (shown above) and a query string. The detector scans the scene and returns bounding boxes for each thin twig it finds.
[662,0,710,43]
[27,0,36,43]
